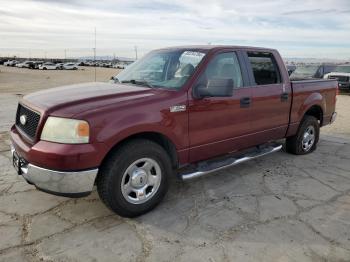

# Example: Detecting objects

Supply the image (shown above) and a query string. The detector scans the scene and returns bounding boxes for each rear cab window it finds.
[247,52,281,85]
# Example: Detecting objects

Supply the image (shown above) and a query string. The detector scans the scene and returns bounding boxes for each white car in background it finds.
[4,60,18,66]
[114,63,126,69]
[16,61,34,68]
[324,65,350,90]
[39,62,59,70]
[63,63,78,70]
[56,63,64,70]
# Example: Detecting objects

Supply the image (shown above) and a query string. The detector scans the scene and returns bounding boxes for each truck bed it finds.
[287,79,337,136]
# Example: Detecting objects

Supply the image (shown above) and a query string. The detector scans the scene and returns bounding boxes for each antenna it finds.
[94,27,97,82]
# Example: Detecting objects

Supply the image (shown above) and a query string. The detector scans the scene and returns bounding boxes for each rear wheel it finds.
[97,139,172,217]
[285,115,319,155]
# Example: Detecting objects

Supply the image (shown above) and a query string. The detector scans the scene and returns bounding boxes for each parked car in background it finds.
[286,65,296,76]
[0,59,8,65]
[56,63,64,70]
[30,61,44,69]
[63,63,78,70]
[16,61,34,68]
[39,62,59,70]
[4,60,19,67]
[10,45,337,217]
[114,63,126,69]
[290,64,336,80]
[97,62,111,68]
[324,65,350,90]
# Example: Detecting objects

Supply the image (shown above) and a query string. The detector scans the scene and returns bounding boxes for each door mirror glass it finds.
[196,78,234,98]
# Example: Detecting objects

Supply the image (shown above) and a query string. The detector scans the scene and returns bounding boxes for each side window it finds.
[315,66,323,78]
[198,52,244,89]
[247,52,281,85]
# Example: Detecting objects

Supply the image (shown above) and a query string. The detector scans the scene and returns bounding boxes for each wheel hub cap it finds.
[121,158,162,204]
[131,169,147,188]
[302,125,315,152]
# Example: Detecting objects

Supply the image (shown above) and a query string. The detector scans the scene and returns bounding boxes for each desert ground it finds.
[0,65,350,261]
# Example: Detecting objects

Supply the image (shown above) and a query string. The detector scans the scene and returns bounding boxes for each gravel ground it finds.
[0,65,350,261]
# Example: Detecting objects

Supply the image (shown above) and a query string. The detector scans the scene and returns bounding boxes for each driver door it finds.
[188,51,253,163]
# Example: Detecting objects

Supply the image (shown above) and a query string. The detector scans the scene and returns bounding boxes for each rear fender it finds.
[298,92,326,121]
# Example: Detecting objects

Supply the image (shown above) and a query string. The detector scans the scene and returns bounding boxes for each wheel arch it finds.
[99,131,179,174]
[303,104,324,126]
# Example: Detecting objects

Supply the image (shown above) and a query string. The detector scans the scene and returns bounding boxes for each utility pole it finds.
[94,27,97,82]
[134,45,138,60]
[64,49,67,60]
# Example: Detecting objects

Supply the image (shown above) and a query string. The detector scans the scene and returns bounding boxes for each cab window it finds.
[197,52,244,91]
[247,52,281,85]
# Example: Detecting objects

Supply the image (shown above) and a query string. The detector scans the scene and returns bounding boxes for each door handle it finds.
[281,92,289,102]
[240,97,251,108]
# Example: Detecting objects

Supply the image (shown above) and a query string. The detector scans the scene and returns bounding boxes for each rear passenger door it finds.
[244,51,291,145]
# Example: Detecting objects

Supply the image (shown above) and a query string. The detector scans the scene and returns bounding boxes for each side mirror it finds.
[196,78,234,98]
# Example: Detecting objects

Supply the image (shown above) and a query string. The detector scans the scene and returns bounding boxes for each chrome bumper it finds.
[11,146,98,197]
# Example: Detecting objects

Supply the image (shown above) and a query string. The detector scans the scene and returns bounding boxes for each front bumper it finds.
[11,145,98,197]
[330,112,337,124]
[338,82,350,89]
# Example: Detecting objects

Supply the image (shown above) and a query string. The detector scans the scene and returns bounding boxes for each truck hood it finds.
[327,72,350,77]
[22,82,154,115]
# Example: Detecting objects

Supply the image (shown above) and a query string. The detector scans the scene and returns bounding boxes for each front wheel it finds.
[285,115,320,155]
[96,139,172,217]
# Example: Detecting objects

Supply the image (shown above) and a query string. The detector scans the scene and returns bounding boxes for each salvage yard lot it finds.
[0,65,350,261]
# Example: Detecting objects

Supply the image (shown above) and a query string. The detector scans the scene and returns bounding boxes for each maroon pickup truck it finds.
[10,46,337,217]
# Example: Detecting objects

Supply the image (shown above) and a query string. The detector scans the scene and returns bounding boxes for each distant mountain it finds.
[284,57,350,64]
[78,55,135,62]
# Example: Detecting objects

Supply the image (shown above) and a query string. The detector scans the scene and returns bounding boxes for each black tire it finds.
[43,67,47,70]
[96,139,172,217]
[285,115,320,155]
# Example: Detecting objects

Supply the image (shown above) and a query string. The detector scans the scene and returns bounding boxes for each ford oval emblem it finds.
[20,115,27,125]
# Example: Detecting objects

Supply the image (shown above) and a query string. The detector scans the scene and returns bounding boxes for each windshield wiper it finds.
[121,79,154,88]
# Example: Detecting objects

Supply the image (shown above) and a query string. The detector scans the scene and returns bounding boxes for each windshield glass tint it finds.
[115,50,206,90]
[334,66,350,73]
[290,65,319,78]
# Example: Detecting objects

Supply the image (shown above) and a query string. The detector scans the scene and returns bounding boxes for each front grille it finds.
[16,104,41,139]
[329,75,349,82]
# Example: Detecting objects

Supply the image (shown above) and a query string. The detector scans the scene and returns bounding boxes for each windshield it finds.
[114,49,206,90]
[334,66,350,73]
[290,65,319,79]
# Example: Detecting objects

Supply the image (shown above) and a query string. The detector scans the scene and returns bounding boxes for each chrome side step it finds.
[179,143,283,181]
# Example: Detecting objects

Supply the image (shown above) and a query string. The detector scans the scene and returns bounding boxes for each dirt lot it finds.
[0,65,350,261]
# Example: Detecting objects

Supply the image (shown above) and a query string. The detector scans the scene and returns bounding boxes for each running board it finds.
[179,143,283,181]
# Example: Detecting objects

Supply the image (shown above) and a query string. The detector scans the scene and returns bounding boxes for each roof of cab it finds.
[153,45,277,53]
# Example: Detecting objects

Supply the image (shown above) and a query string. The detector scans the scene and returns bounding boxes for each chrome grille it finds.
[329,75,349,82]
[15,104,40,139]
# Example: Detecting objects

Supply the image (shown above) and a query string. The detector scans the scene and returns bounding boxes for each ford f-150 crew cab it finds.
[10,46,337,217]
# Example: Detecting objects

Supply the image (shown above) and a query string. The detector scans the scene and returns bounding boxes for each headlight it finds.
[41,117,90,144]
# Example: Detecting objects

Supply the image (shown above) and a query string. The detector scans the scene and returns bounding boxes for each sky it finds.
[0,0,349,59]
